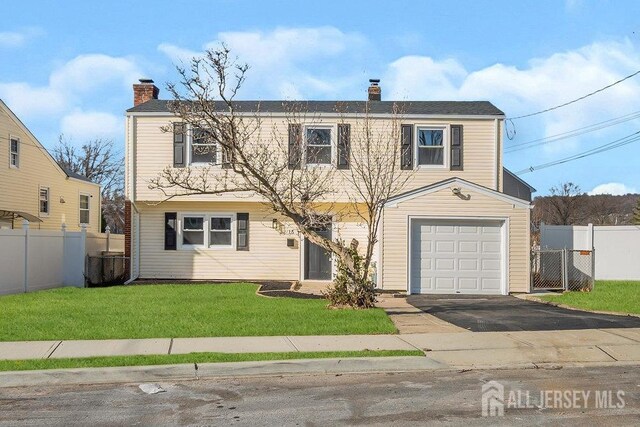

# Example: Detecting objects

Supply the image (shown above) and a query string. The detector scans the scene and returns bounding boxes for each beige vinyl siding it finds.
[382,186,530,293]
[131,115,502,203]
[136,201,368,281]
[0,103,101,231]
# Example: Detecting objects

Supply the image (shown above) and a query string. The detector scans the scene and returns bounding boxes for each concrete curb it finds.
[0,356,444,388]
[517,294,640,319]
[1,355,639,389]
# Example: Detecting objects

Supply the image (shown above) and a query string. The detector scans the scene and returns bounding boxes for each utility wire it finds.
[507,69,640,120]
[505,109,640,153]
[515,130,640,175]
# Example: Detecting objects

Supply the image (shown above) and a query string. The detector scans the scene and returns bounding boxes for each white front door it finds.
[410,219,504,294]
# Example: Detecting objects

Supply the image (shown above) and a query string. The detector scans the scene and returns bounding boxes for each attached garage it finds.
[409,219,505,295]
[380,178,531,294]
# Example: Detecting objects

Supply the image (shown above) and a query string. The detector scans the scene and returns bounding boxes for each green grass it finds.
[0,283,396,341]
[541,280,640,315]
[0,350,423,372]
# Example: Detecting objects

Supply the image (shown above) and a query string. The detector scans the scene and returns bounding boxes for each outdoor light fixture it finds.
[59,196,66,204]
[451,187,471,200]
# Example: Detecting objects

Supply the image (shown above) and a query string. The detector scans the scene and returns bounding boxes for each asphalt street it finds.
[1,365,639,426]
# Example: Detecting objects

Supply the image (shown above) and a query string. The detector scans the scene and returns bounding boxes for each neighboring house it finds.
[125,80,534,295]
[0,100,101,231]
[503,168,536,202]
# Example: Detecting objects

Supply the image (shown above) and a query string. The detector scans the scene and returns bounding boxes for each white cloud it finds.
[159,26,368,99]
[61,111,122,141]
[0,27,43,48]
[0,53,142,119]
[589,183,638,195]
[385,39,640,155]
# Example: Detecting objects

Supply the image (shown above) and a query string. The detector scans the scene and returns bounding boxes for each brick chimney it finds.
[133,78,159,107]
[368,79,381,101]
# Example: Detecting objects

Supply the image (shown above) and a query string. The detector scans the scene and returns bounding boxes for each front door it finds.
[304,227,332,280]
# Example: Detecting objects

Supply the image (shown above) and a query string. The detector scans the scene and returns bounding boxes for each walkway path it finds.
[2,328,640,370]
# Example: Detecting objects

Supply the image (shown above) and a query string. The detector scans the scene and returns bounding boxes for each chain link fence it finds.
[531,249,564,290]
[85,255,128,287]
[531,248,594,292]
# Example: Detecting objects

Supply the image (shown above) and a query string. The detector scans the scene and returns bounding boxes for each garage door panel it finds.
[458,258,479,271]
[410,219,504,295]
[482,241,501,254]
[435,258,455,270]
[458,241,479,252]
[458,277,480,290]
[434,277,455,290]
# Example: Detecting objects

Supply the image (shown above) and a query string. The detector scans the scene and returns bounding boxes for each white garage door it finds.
[410,219,504,295]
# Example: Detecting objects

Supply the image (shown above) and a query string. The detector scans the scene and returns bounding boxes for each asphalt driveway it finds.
[406,294,640,332]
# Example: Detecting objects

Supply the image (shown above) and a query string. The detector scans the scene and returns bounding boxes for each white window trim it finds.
[415,124,449,169]
[39,186,50,217]
[178,212,236,250]
[9,135,19,169]
[188,124,219,167]
[79,193,91,226]
[304,124,336,167]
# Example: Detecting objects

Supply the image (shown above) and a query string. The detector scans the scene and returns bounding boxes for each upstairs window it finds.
[417,128,444,166]
[191,126,217,164]
[306,127,332,165]
[39,187,49,215]
[9,137,19,168]
[79,194,90,225]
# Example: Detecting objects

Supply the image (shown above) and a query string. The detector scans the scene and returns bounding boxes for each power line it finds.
[505,109,640,153]
[507,69,640,120]
[515,130,640,175]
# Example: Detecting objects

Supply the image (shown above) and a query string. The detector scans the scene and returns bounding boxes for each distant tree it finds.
[53,136,125,233]
[633,198,640,225]
[545,182,584,225]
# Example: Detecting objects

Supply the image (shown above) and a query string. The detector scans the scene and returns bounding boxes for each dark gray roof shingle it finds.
[127,99,504,116]
[59,164,94,183]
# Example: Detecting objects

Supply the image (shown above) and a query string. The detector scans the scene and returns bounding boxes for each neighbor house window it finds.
[417,128,445,166]
[182,216,205,246]
[79,194,90,225]
[39,187,49,215]
[210,215,232,247]
[9,137,19,167]
[306,127,332,165]
[191,126,217,164]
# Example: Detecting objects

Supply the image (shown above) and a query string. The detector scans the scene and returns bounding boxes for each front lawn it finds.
[0,283,396,341]
[541,280,640,315]
[0,350,422,372]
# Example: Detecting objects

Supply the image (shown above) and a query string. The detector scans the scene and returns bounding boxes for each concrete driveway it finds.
[407,294,640,332]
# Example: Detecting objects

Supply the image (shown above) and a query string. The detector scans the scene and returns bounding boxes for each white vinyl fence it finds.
[540,223,640,281]
[0,221,125,295]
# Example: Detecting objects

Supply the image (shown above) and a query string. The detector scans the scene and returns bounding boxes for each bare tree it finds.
[54,136,125,233]
[148,46,411,308]
[545,182,584,225]
[633,197,640,225]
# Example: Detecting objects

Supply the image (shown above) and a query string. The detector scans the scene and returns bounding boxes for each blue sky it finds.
[2,0,640,195]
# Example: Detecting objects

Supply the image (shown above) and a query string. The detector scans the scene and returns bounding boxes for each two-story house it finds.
[0,100,101,231]
[125,80,532,295]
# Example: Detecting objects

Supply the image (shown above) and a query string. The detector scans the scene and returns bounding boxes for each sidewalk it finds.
[2,328,640,369]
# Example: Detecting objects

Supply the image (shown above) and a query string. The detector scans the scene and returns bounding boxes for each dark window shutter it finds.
[288,124,302,169]
[164,212,177,250]
[173,123,185,167]
[401,124,413,170]
[337,124,350,169]
[450,125,463,171]
[236,213,249,251]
